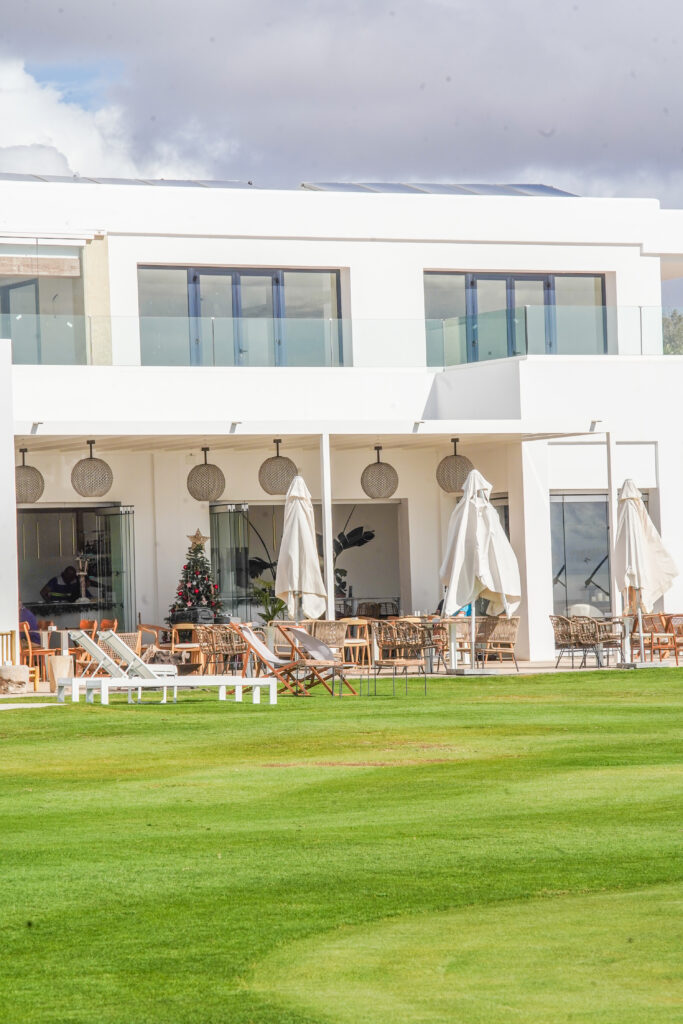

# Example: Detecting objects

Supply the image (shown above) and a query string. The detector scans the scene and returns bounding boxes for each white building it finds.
[2,174,683,662]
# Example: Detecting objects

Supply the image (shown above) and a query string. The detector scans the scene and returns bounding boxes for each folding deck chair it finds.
[281,626,359,696]
[235,625,314,696]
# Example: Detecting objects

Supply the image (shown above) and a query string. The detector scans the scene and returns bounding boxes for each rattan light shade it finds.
[15,449,44,503]
[71,440,113,497]
[187,447,226,502]
[258,439,297,495]
[436,438,474,493]
[361,446,399,499]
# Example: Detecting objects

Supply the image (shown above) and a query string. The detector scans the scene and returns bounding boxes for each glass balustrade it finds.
[2,307,682,365]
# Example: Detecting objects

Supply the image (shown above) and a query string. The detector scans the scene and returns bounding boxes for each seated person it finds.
[435,598,472,616]
[40,566,81,603]
[19,601,40,645]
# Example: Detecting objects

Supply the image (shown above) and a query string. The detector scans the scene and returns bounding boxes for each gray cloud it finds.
[2,0,683,203]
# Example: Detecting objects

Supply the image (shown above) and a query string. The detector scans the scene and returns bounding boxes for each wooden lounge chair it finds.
[233,624,312,697]
[280,626,358,696]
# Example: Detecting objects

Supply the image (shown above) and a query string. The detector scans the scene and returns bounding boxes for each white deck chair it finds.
[64,629,174,704]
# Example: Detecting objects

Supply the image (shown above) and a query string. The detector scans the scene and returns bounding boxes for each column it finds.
[319,433,335,618]
[651,437,683,612]
[0,340,19,658]
[507,440,555,662]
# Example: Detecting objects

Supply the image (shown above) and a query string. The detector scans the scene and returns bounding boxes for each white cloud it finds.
[0,59,212,179]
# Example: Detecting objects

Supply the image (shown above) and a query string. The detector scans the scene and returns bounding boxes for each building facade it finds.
[3,175,683,661]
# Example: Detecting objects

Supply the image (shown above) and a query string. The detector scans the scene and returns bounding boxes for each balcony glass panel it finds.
[138,267,191,365]
[554,277,606,355]
[424,273,467,366]
[1,271,86,364]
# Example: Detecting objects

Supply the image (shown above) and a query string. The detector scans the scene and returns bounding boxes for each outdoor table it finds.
[39,629,71,656]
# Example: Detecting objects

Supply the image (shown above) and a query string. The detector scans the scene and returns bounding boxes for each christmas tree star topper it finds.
[187,528,209,549]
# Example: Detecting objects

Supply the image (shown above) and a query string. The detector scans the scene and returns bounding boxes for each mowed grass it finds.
[0,671,681,1023]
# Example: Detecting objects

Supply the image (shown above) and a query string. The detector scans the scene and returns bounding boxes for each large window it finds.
[549,492,649,617]
[17,506,136,631]
[425,272,606,365]
[1,245,86,364]
[138,266,342,366]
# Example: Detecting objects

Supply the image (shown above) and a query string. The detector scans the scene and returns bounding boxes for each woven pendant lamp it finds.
[15,448,45,503]
[436,437,474,493]
[361,445,398,499]
[187,447,226,502]
[258,439,297,495]
[71,440,113,498]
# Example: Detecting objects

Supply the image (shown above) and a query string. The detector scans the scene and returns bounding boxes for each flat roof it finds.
[0,172,575,197]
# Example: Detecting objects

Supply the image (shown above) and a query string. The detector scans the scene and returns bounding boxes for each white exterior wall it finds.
[4,180,683,661]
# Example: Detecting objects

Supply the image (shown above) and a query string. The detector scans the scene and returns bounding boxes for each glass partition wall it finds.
[138,266,343,366]
[425,272,607,366]
[18,506,136,630]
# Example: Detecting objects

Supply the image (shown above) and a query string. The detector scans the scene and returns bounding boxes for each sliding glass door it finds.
[424,272,606,365]
[138,267,341,366]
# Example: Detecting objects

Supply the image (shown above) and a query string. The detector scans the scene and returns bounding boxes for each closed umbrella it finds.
[440,469,521,669]
[613,478,678,663]
[275,475,327,620]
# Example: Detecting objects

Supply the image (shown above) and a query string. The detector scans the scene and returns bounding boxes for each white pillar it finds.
[652,437,683,613]
[605,431,620,617]
[507,440,554,662]
[319,433,335,618]
[0,341,19,660]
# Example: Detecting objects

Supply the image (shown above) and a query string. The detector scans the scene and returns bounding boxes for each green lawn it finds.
[0,671,681,1023]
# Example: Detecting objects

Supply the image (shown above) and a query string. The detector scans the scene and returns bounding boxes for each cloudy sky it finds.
[1,0,683,203]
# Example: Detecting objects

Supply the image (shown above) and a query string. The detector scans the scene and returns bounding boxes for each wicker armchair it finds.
[631,612,675,663]
[550,615,580,667]
[214,625,249,674]
[371,620,426,694]
[309,620,348,656]
[98,631,142,664]
[475,616,519,671]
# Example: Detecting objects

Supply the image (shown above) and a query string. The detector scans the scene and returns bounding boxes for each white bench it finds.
[57,674,277,705]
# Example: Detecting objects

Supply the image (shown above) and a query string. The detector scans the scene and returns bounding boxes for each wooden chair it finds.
[78,619,98,637]
[100,618,118,632]
[340,618,372,666]
[138,624,172,650]
[474,616,520,671]
[666,615,683,663]
[631,613,674,663]
[20,622,52,681]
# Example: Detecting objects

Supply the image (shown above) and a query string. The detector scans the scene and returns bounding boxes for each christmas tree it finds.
[168,529,223,621]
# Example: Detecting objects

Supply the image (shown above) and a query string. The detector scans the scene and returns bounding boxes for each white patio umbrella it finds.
[275,475,327,620]
[613,478,678,663]
[440,469,521,669]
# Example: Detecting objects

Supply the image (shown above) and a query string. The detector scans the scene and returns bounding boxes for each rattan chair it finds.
[475,616,519,671]
[309,620,348,654]
[550,615,581,668]
[371,620,426,695]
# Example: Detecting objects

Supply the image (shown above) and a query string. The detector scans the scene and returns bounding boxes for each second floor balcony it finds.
[3,306,679,367]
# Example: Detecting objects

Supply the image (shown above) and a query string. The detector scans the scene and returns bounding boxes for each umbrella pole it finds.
[470,604,476,669]
[637,592,645,665]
